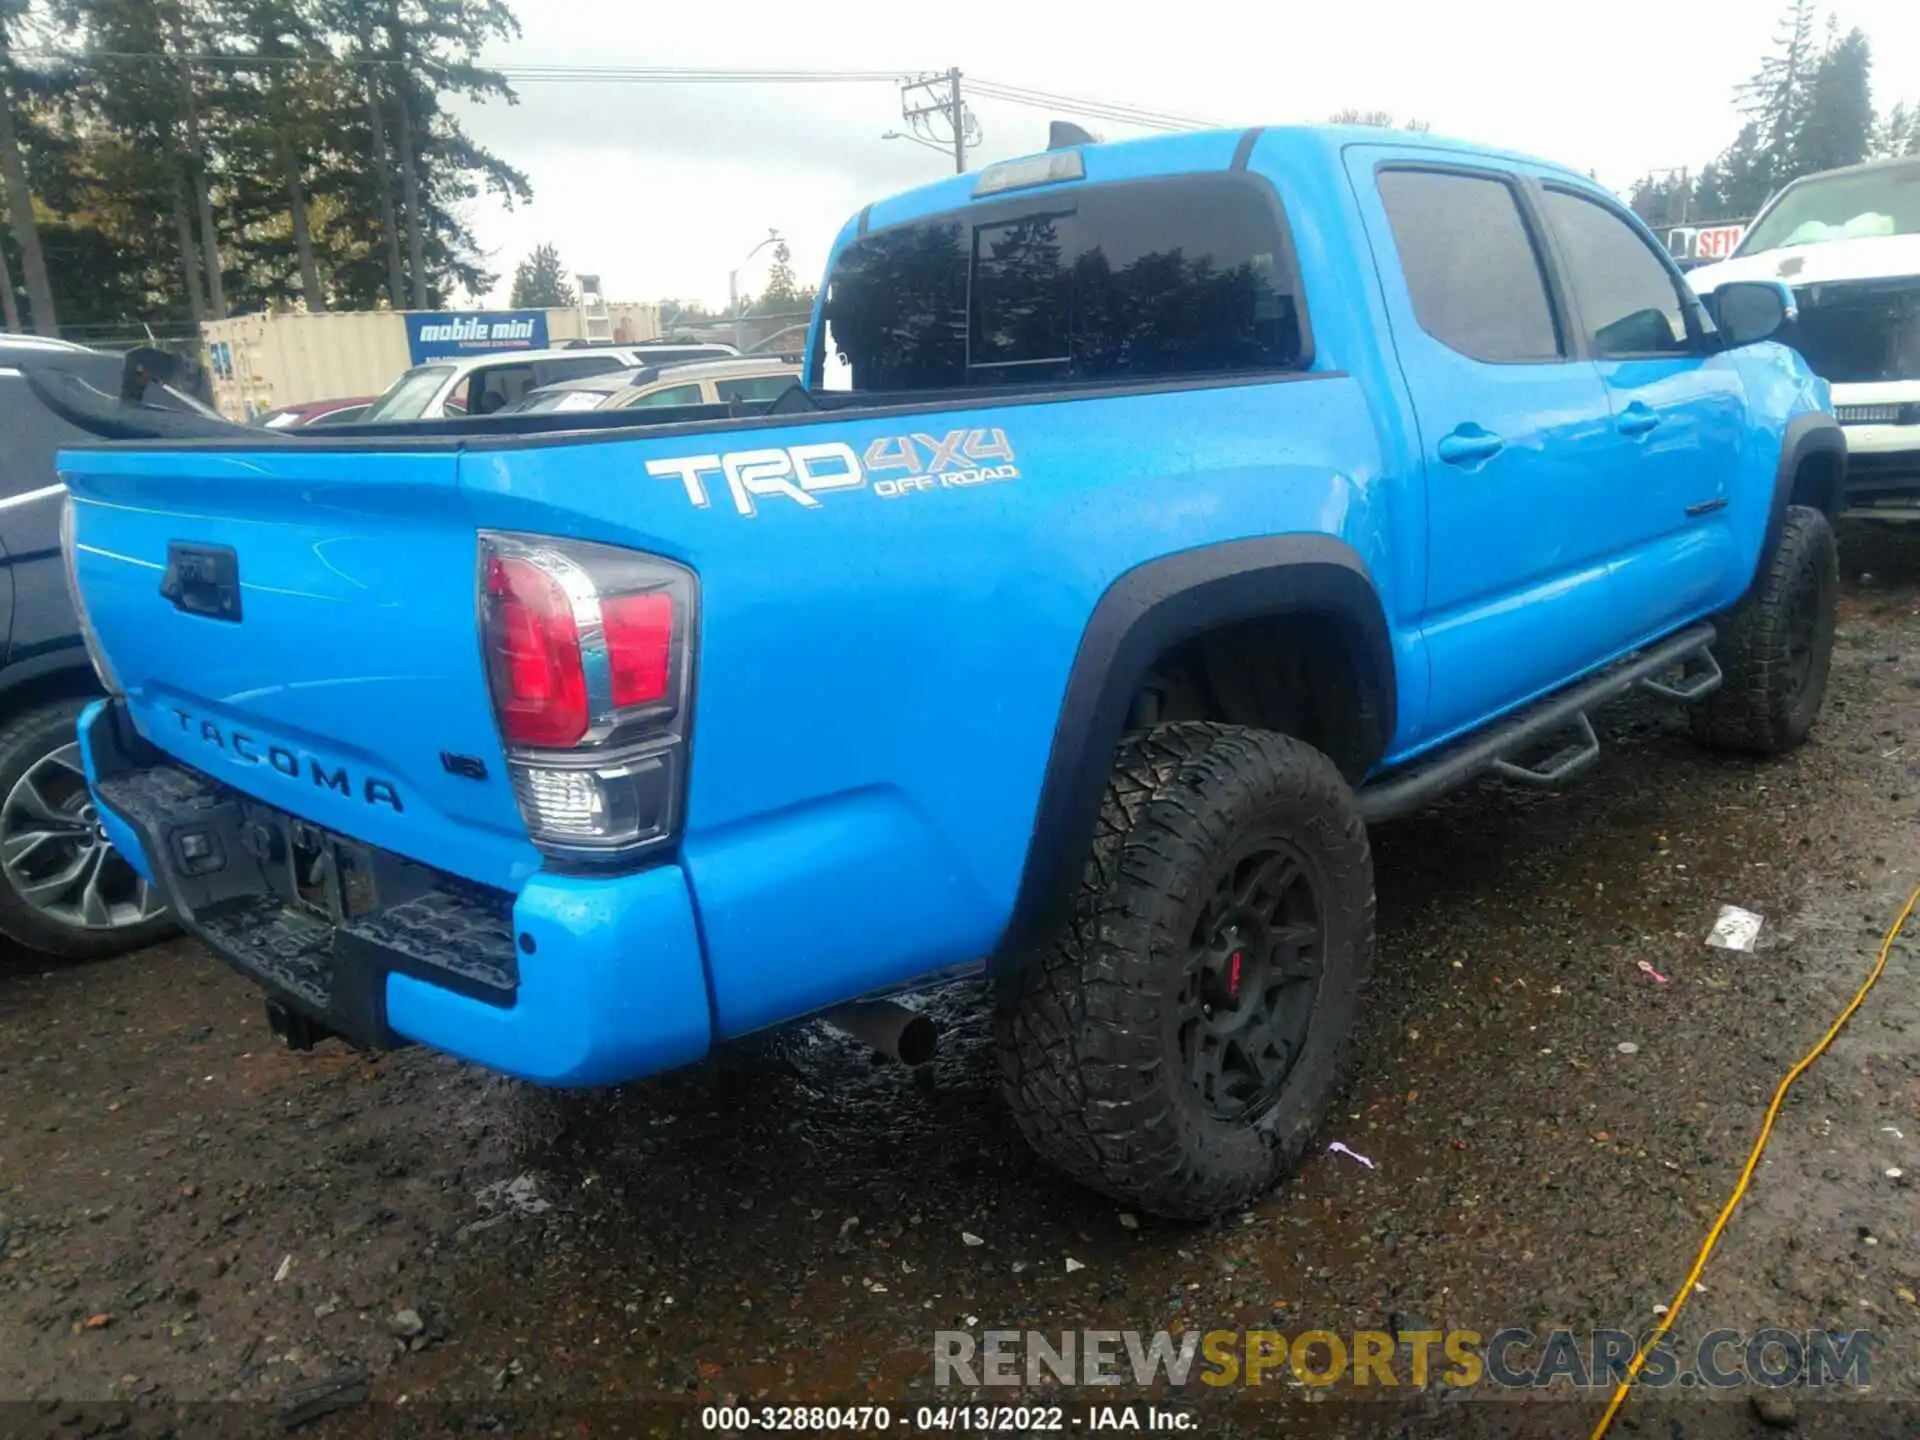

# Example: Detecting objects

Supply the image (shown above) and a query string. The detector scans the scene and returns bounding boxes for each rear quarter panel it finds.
[460,375,1400,1036]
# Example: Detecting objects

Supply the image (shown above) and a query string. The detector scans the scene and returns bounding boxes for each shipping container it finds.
[201,303,663,422]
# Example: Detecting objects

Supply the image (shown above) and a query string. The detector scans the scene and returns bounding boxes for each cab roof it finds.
[851,124,1593,243]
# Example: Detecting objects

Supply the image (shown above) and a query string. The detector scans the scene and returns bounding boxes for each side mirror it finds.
[1710,280,1797,348]
[121,345,187,403]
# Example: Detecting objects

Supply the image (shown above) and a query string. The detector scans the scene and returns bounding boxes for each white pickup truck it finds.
[1689,154,1919,517]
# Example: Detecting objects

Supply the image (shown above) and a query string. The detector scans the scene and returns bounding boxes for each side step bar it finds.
[1359,622,1720,824]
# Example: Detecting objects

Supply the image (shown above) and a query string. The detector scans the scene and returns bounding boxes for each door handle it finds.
[1617,403,1660,437]
[1437,426,1504,466]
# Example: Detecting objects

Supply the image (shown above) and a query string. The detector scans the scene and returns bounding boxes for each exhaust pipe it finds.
[820,1000,939,1067]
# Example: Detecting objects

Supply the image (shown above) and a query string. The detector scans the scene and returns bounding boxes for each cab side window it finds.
[468,363,535,415]
[1376,168,1563,363]
[622,383,705,410]
[1541,189,1693,358]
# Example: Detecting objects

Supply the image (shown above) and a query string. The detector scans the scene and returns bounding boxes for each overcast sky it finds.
[454,0,1920,311]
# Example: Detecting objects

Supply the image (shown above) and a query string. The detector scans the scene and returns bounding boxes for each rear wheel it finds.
[995,723,1374,1219]
[1691,505,1838,756]
[0,697,171,958]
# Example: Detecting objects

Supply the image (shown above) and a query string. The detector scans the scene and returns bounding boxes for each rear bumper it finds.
[78,698,712,1086]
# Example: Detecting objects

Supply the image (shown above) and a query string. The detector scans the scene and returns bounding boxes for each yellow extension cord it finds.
[1587,878,1920,1439]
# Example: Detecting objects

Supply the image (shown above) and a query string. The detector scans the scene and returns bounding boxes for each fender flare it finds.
[1751,412,1845,599]
[989,535,1395,968]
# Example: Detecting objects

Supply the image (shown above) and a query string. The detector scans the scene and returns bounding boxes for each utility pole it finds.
[890,71,976,173]
[949,68,965,174]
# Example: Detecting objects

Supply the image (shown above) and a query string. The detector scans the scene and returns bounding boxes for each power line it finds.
[14,49,920,81]
[895,69,978,173]
[14,47,1225,142]
[966,77,1220,132]
[498,65,909,85]
[13,50,1214,130]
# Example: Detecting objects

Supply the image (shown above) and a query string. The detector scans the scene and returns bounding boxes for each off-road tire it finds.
[995,722,1374,1220]
[1691,505,1838,755]
[0,697,174,959]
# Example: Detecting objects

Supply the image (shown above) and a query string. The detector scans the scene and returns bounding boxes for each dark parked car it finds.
[0,338,172,956]
[251,396,375,429]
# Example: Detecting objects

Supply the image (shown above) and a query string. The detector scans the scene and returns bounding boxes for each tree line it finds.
[0,0,527,337]
[1629,0,1920,231]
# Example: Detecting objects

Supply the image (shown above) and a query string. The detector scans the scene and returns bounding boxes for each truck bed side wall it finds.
[457,377,1396,1036]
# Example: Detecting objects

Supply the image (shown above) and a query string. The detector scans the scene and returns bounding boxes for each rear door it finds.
[0,365,91,669]
[1351,155,1627,738]
[1534,185,1746,638]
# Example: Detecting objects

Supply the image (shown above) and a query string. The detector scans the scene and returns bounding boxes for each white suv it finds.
[360,343,739,423]
[510,357,801,415]
[1688,156,1920,517]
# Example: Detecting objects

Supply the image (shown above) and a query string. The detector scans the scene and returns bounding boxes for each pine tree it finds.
[1328,108,1431,132]
[56,0,217,322]
[508,243,572,308]
[1790,26,1873,176]
[1699,122,1779,220]
[222,0,332,311]
[370,0,527,309]
[754,241,799,312]
[1627,171,1697,228]
[0,0,58,333]
[8,0,532,322]
[1871,101,1920,159]
[1738,0,1819,175]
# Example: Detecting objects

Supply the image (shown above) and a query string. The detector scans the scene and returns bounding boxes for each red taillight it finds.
[602,591,674,708]
[478,531,696,862]
[485,553,589,747]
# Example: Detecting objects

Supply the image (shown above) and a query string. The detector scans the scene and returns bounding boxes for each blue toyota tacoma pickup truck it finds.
[52,126,1843,1219]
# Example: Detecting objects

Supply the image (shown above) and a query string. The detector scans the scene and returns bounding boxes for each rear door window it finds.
[817,173,1307,393]
[1376,169,1563,363]
[467,363,535,415]
[616,382,705,410]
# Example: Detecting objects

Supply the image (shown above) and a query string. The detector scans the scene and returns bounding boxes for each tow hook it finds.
[266,1000,338,1052]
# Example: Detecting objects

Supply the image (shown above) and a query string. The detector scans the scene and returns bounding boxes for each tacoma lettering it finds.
[170,708,404,812]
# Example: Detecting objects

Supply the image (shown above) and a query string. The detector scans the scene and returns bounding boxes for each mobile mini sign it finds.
[405,310,550,364]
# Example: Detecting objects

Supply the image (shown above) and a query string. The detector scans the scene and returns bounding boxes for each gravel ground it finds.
[2,525,1917,1440]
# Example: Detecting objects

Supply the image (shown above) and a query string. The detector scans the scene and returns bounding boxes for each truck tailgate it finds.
[63,446,539,890]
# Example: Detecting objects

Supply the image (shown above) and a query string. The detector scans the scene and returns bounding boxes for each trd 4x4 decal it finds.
[645,428,1019,517]
[864,429,1018,500]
